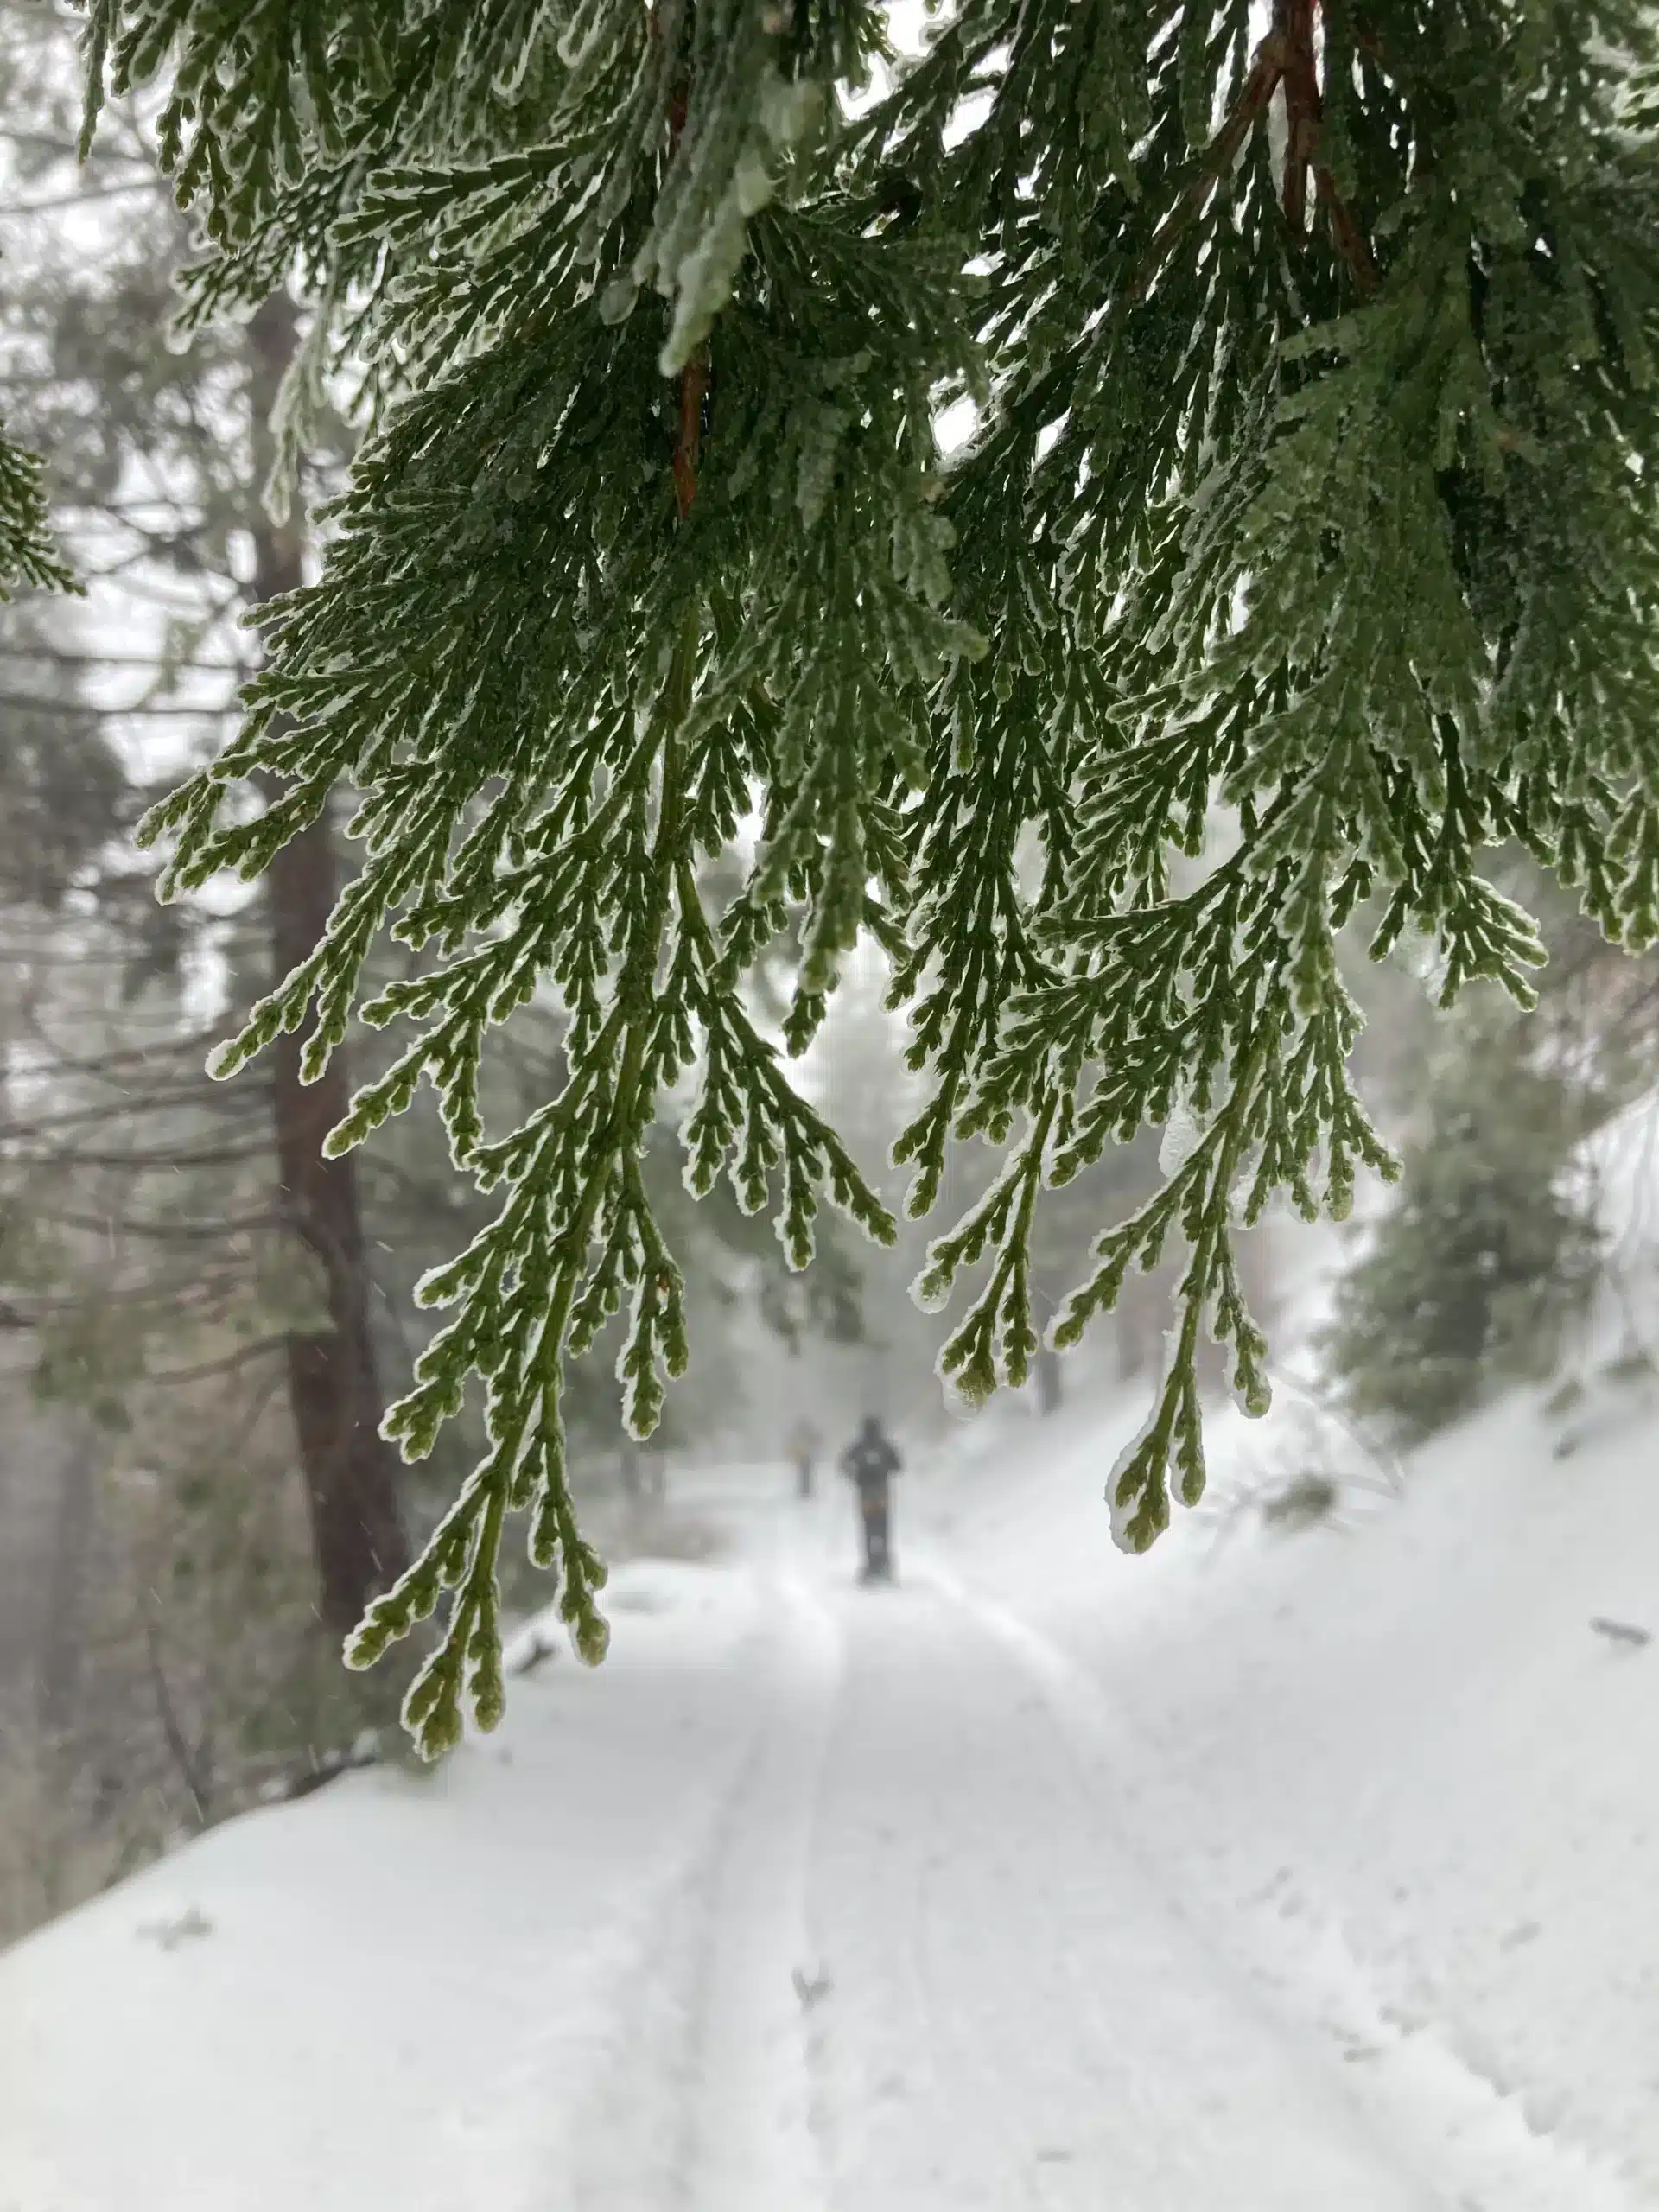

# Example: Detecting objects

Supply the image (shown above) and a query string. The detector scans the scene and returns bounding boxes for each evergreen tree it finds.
[66,1,1659,1751]
[0,17,409,1649]
[1322,1007,1603,1440]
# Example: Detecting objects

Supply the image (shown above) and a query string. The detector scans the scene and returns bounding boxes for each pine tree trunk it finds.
[247,296,408,1636]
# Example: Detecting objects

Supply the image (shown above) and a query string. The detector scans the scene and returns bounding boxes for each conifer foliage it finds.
[0,424,74,597]
[70,0,1659,1750]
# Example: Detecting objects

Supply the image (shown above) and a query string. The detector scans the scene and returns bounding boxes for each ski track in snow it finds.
[565,1486,1613,2212]
[907,1554,1642,2212]
[797,1549,1427,2210]
[669,1559,841,2212]
[553,1522,842,2212]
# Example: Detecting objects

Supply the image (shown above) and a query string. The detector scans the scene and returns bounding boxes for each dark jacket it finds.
[841,1428,900,1497]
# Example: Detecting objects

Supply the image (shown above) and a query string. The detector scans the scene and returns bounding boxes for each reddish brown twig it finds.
[1133,2,1379,305]
[1319,178,1379,296]
[1280,0,1319,237]
[1278,0,1380,297]
[658,19,709,521]
[1132,28,1287,299]
[672,345,709,519]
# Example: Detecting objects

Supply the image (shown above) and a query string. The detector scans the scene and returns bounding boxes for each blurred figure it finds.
[788,1417,821,1501]
[619,1438,666,1510]
[841,1414,901,1582]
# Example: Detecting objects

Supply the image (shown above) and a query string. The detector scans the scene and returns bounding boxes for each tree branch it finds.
[143,1617,212,1827]
[144,1336,291,1387]
[1278,0,1380,297]
[1133,29,1287,299]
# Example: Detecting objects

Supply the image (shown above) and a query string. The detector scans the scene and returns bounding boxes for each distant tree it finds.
[1322,1007,1604,1441]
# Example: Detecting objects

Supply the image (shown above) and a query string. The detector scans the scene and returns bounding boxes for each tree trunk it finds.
[246,295,408,1637]
[35,1422,98,1742]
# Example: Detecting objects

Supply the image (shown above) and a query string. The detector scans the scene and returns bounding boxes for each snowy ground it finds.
[3,1376,1656,2211]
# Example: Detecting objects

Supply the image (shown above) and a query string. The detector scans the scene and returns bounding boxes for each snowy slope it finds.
[0,1559,773,2212]
[3,1389,1656,2210]
[906,1376,1659,2205]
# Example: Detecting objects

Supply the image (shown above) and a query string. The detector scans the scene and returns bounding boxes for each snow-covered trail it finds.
[785,1567,1428,2209]
[2,1452,1644,2211]
[558,1479,1472,2212]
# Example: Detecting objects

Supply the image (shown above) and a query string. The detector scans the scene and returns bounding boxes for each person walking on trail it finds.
[841,1414,901,1582]
[787,1418,821,1501]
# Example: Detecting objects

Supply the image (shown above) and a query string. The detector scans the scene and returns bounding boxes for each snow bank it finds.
[0,1561,768,2212]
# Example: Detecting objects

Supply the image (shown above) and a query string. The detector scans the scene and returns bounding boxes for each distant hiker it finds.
[841,1414,901,1582]
[788,1417,822,1501]
[619,1438,666,1510]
